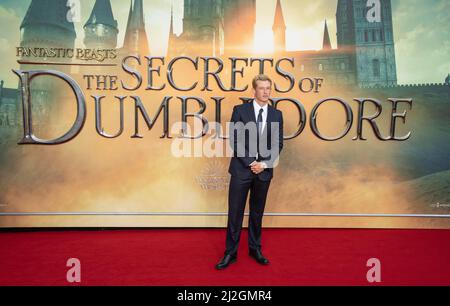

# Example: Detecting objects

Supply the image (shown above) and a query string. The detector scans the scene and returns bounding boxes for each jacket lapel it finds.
[245,100,256,123]
[265,105,274,137]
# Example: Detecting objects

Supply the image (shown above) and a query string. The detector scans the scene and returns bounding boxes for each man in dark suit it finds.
[216,74,284,270]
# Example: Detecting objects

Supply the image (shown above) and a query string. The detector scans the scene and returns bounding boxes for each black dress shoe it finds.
[249,248,269,265]
[215,253,237,270]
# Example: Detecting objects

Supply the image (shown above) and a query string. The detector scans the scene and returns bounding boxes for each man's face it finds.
[253,80,272,103]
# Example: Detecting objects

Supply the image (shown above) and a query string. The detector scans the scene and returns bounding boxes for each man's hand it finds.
[250,161,267,174]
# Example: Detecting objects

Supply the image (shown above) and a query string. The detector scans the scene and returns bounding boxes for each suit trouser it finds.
[225,174,271,256]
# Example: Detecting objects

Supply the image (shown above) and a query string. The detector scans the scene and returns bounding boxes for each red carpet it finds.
[1,228,449,286]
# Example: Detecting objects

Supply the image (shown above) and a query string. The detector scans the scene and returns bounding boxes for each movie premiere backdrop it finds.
[0,0,449,228]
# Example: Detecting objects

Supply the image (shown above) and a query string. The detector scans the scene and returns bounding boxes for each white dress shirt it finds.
[252,99,268,134]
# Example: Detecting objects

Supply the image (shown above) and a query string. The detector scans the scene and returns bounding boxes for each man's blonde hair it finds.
[252,74,272,89]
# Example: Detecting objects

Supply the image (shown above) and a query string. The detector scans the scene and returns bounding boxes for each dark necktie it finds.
[256,108,263,160]
[257,108,263,134]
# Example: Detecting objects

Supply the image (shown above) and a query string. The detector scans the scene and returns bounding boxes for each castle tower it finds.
[181,0,225,56]
[0,79,21,144]
[20,0,76,70]
[223,0,256,55]
[322,20,332,50]
[336,0,397,86]
[84,0,118,49]
[273,0,286,54]
[20,0,76,51]
[123,0,149,55]
[19,0,77,136]
[167,3,178,57]
[0,80,3,106]
[336,0,354,48]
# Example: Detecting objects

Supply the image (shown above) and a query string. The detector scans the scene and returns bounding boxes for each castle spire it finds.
[167,2,177,56]
[169,2,177,41]
[169,3,175,37]
[85,0,118,29]
[322,19,332,50]
[123,0,149,55]
[273,0,286,30]
[125,1,133,32]
[273,0,286,53]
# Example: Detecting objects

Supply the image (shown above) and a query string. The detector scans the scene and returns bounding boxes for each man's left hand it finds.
[250,162,267,174]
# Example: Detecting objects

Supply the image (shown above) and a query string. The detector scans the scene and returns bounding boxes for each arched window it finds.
[340,62,346,70]
[300,64,305,72]
[372,59,380,77]
[318,63,323,71]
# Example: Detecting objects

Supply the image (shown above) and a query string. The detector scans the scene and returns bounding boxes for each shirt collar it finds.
[253,99,268,112]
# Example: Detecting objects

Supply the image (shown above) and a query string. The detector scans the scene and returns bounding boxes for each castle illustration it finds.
[0,0,448,141]
[169,0,398,88]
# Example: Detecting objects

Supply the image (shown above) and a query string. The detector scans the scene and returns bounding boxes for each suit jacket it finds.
[228,101,284,181]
